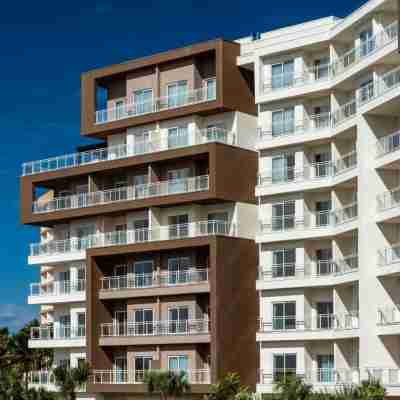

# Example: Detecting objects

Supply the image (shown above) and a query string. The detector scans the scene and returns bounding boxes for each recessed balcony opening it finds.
[95,51,217,125]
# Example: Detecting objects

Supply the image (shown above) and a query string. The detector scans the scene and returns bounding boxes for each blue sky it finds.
[0,0,365,331]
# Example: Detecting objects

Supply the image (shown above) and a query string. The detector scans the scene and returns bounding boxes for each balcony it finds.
[27,370,57,391]
[257,203,358,243]
[29,325,86,348]
[257,254,358,290]
[376,187,400,223]
[89,369,211,385]
[95,79,216,125]
[257,152,357,196]
[29,220,235,264]
[377,305,400,336]
[33,175,209,214]
[257,312,359,341]
[100,268,209,299]
[28,279,85,305]
[260,21,398,96]
[377,244,400,277]
[376,130,400,169]
[257,368,360,392]
[357,65,400,110]
[22,127,234,176]
[99,319,210,346]
[367,368,400,389]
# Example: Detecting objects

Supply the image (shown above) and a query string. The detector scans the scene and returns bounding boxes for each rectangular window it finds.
[114,356,127,383]
[167,81,188,108]
[77,313,86,337]
[272,108,295,137]
[207,212,229,234]
[115,100,125,120]
[316,248,333,275]
[272,248,296,278]
[168,355,189,371]
[206,123,226,142]
[272,200,295,231]
[271,154,295,183]
[133,219,149,242]
[132,260,154,288]
[168,306,189,334]
[130,309,154,336]
[314,57,330,80]
[205,78,216,100]
[359,78,374,103]
[317,302,334,329]
[135,356,152,382]
[134,88,153,115]
[271,60,294,89]
[315,200,331,227]
[360,28,374,57]
[168,257,191,285]
[272,302,296,330]
[317,355,334,383]
[168,168,191,194]
[168,126,189,149]
[168,214,189,239]
[314,152,331,178]
[273,353,297,382]
[59,315,71,339]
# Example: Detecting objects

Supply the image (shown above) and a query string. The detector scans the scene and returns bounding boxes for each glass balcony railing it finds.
[30,279,85,297]
[30,220,234,257]
[30,325,86,340]
[95,79,216,124]
[22,126,234,176]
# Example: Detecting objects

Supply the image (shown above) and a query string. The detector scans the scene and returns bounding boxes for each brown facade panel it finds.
[81,39,256,138]
[21,143,257,226]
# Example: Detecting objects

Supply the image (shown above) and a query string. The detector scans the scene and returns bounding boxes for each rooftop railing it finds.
[30,279,85,297]
[95,79,216,124]
[22,126,233,176]
[100,319,210,337]
[30,220,234,257]
[33,175,209,214]
[30,325,86,340]
[100,268,208,291]
[89,369,211,384]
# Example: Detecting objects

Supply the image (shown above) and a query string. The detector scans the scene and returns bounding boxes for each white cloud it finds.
[0,304,37,333]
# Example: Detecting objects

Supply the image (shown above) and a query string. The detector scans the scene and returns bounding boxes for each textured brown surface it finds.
[81,39,256,137]
[20,143,257,225]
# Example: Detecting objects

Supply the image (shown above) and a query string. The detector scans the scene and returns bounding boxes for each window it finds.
[168,257,191,285]
[206,123,226,142]
[77,269,85,291]
[359,78,374,103]
[272,248,296,278]
[59,315,71,339]
[59,270,71,294]
[167,81,188,108]
[317,302,334,329]
[59,359,70,369]
[272,302,296,330]
[76,225,95,250]
[114,310,127,336]
[168,355,189,372]
[313,105,331,129]
[132,260,154,288]
[272,201,295,231]
[271,60,294,89]
[314,152,331,178]
[316,249,333,275]
[134,174,149,199]
[168,168,190,194]
[168,306,189,334]
[114,356,127,383]
[315,200,331,227]
[133,219,149,242]
[272,108,295,137]
[134,131,151,154]
[271,154,295,183]
[134,88,153,115]
[314,57,330,80]
[131,309,154,335]
[207,212,229,234]
[205,78,216,100]
[273,353,296,382]
[317,355,334,383]
[115,100,125,120]
[135,356,152,382]
[167,126,189,149]
[360,28,374,57]
[77,313,86,337]
[168,214,189,239]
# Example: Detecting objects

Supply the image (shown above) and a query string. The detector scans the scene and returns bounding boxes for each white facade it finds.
[238,0,400,395]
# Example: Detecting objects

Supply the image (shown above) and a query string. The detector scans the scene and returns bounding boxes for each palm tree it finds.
[144,370,190,400]
[53,362,90,400]
[274,375,312,400]
[208,373,249,400]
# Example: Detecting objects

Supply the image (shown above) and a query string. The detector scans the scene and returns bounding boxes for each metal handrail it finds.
[30,325,86,340]
[30,279,86,296]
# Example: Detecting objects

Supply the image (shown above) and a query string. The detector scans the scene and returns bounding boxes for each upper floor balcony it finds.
[377,304,400,336]
[100,268,209,299]
[257,152,357,196]
[22,128,234,176]
[29,220,236,264]
[258,311,359,341]
[99,319,210,346]
[376,186,400,223]
[257,202,358,243]
[367,368,400,389]
[257,254,358,290]
[260,21,398,99]
[28,279,85,305]
[32,175,209,214]
[29,325,86,348]
[95,80,216,125]
[375,129,400,169]
[89,368,211,385]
